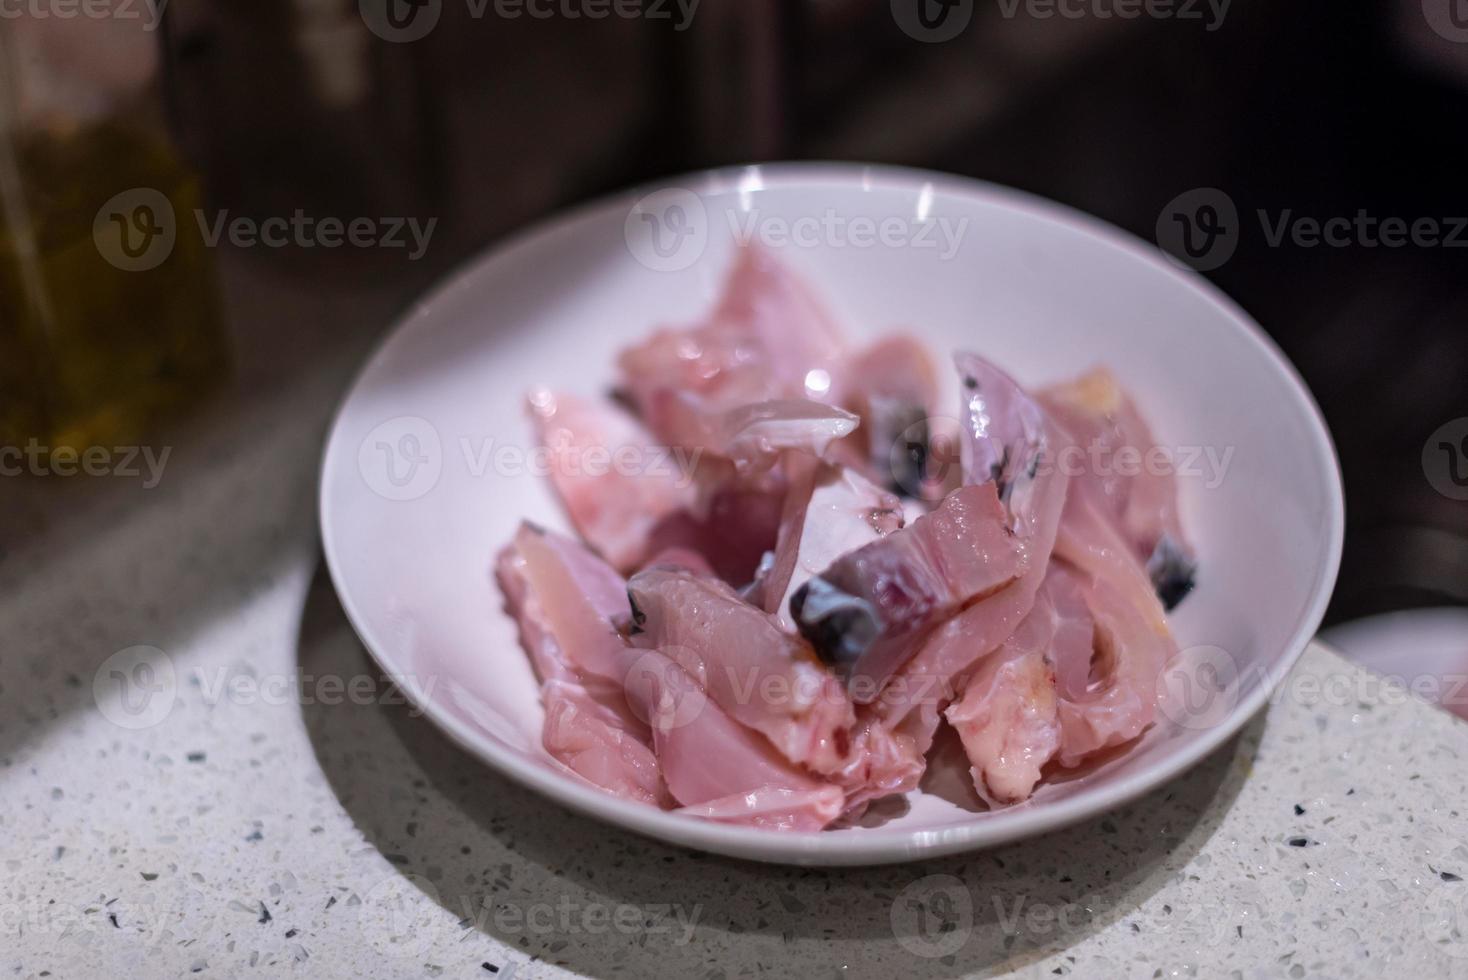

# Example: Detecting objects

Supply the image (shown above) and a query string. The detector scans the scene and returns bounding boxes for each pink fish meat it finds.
[1040,367,1196,609]
[789,482,1024,698]
[627,566,856,775]
[492,249,1197,827]
[527,389,697,573]
[509,523,844,828]
[496,535,666,806]
[758,458,905,632]
[617,245,846,452]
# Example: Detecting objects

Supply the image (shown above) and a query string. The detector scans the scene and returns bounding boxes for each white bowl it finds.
[319,163,1343,866]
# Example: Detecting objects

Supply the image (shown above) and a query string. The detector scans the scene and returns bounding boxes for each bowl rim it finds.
[319,161,1345,866]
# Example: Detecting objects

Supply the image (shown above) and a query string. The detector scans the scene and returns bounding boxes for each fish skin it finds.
[717,398,860,472]
[838,334,945,495]
[760,458,904,632]
[953,352,1051,536]
[845,359,1073,793]
[791,481,1024,699]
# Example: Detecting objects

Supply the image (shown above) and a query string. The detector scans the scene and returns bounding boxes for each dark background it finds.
[159,0,1468,624]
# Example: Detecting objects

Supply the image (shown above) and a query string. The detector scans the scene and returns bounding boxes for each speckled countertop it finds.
[4,257,1467,980]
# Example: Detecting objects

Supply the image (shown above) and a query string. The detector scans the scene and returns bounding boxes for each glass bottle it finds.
[0,8,227,454]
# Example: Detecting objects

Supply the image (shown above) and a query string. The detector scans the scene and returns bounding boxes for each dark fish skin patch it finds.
[1147,535,1197,611]
[882,403,929,496]
[790,577,880,667]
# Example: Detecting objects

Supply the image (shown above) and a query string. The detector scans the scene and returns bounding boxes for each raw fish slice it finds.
[495,541,666,806]
[1039,367,1197,608]
[496,539,635,715]
[926,426,1171,784]
[496,542,583,688]
[835,698,941,812]
[527,389,697,572]
[794,354,1071,703]
[1054,569,1173,766]
[857,550,1055,809]
[953,352,1050,537]
[790,482,1023,698]
[537,681,668,806]
[948,520,1170,776]
[760,458,904,631]
[838,571,1050,809]
[506,527,667,723]
[1052,481,1170,637]
[617,246,845,450]
[512,523,637,681]
[890,359,1071,686]
[718,399,861,472]
[511,524,844,828]
[1008,552,1169,769]
[941,546,1165,803]
[618,648,844,830]
[706,244,845,382]
[840,334,947,496]
[627,567,856,775]
[643,482,784,587]
[619,648,844,830]
[944,582,1063,806]
[1043,561,1096,702]
[857,377,1073,785]
[637,546,717,578]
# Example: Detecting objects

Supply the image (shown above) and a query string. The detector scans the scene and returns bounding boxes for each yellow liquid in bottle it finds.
[0,119,228,451]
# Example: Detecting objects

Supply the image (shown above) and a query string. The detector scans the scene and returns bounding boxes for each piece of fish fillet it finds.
[759,458,904,632]
[792,353,1069,700]
[800,355,1071,799]
[1053,563,1173,767]
[789,482,1024,698]
[617,245,846,452]
[510,524,843,828]
[495,538,666,806]
[838,334,947,497]
[627,566,857,775]
[944,582,1062,806]
[527,389,696,573]
[1039,367,1197,609]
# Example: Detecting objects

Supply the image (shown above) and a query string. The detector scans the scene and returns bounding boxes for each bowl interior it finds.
[320,165,1342,864]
